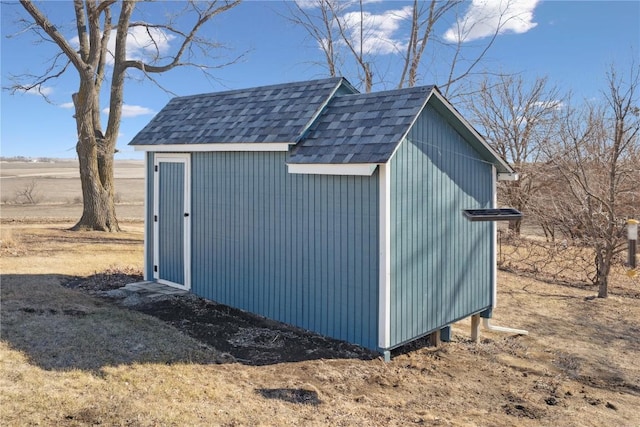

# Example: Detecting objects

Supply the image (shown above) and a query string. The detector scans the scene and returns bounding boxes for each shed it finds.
[129,77,517,357]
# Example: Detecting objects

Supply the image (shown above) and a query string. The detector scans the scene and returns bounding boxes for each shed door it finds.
[153,154,191,290]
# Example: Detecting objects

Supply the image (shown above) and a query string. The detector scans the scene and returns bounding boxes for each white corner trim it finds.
[492,165,498,309]
[143,152,149,281]
[134,143,292,152]
[378,163,391,349]
[498,172,519,181]
[287,163,378,176]
[183,155,192,292]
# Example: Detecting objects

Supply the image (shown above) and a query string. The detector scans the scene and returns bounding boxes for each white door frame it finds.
[153,153,191,290]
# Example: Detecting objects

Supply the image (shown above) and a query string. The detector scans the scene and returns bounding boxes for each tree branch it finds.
[104,0,135,143]
[73,0,90,61]
[20,0,86,73]
[122,0,241,74]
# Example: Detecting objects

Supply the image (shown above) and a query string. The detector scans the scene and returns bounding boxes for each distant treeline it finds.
[0,156,72,163]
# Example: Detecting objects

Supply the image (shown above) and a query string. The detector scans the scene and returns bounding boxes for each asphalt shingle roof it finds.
[288,86,433,164]
[129,77,352,145]
[127,78,514,172]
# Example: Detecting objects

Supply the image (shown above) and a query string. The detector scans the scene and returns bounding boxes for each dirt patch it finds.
[64,267,144,293]
[256,387,322,405]
[502,392,546,419]
[134,297,376,365]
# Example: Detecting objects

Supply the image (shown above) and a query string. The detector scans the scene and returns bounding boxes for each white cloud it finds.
[59,102,74,109]
[294,0,322,10]
[295,0,383,10]
[70,25,175,66]
[296,2,412,56]
[125,26,175,62]
[533,100,565,111]
[443,0,540,43]
[336,5,413,55]
[22,85,54,96]
[102,104,155,118]
[516,100,565,126]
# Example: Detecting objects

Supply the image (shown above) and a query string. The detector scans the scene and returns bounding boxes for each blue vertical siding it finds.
[189,152,380,350]
[389,104,493,348]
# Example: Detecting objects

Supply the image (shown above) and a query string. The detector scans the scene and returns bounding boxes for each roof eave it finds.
[132,142,293,152]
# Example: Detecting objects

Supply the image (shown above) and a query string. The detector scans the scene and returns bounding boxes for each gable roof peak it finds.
[289,85,436,165]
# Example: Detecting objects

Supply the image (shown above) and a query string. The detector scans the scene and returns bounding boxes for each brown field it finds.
[1,161,639,426]
[1,159,144,220]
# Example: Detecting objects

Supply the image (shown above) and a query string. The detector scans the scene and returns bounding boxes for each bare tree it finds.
[437,0,515,98]
[287,0,378,92]
[397,0,458,90]
[15,179,42,205]
[465,74,565,234]
[286,0,341,78]
[287,0,515,93]
[327,0,374,92]
[9,0,240,231]
[542,64,640,298]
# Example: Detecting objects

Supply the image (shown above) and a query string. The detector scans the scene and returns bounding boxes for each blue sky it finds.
[1,0,638,159]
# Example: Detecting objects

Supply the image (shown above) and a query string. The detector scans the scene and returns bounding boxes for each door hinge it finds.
[154,265,158,272]
[154,215,158,222]
[154,165,158,172]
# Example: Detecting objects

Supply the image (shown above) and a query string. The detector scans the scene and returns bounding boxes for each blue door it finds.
[153,154,191,290]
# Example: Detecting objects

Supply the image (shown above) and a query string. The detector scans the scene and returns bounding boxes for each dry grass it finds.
[0,222,144,276]
[498,233,638,299]
[1,223,640,426]
[0,228,18,250]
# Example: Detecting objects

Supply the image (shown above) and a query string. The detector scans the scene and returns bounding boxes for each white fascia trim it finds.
[287,163,377,176]
[378,163,391,349]
[430,90,515,175]
[134,143,292,152]
[498,172,519,181]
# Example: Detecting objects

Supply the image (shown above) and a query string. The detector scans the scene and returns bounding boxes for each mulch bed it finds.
[64,271,377,365]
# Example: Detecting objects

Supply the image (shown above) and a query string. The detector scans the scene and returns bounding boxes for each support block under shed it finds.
[471,314,481,343]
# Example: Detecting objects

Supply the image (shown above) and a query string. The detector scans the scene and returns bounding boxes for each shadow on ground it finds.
[1,274,230,372]
[1,273,376,373]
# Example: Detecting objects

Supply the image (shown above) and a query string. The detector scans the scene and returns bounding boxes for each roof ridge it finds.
[335,84,435,100]
[169,77,345,101]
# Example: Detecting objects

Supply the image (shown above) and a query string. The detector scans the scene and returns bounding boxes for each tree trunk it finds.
[595,250,610,298]
[596,269,609,298]
[508,219,522,234]
[72,144,120,232]
[17,0,241,233]
[70,90,120,232]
